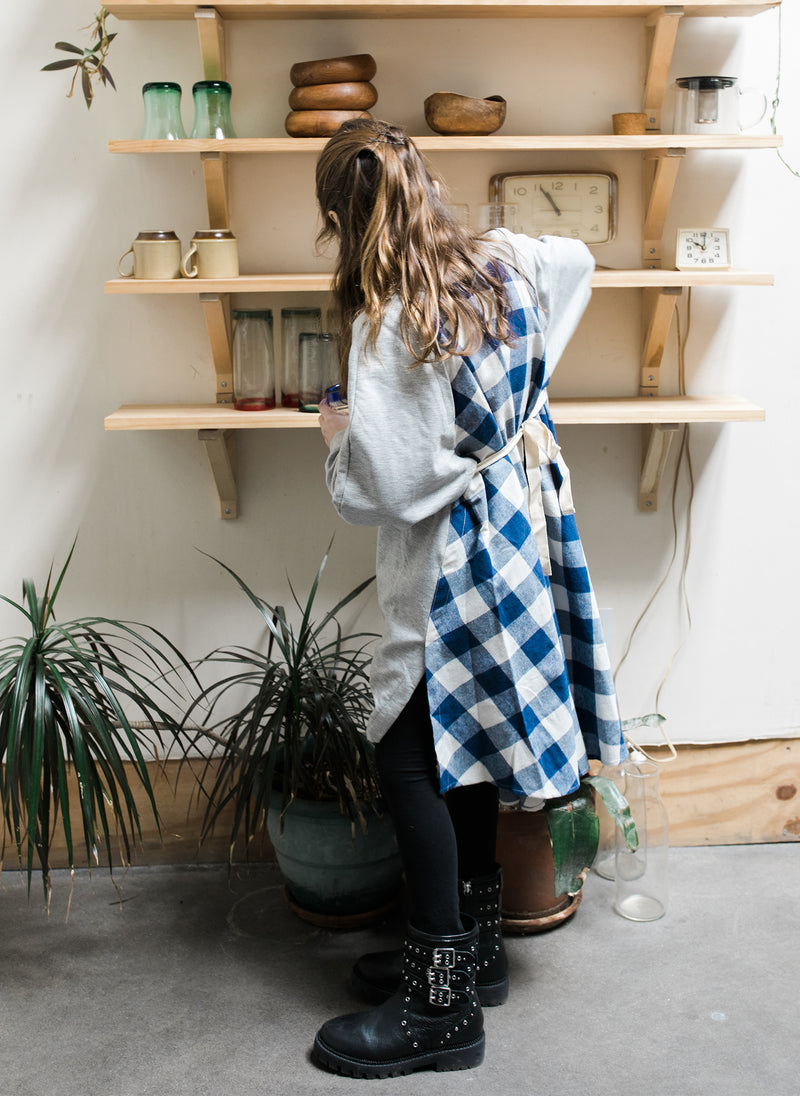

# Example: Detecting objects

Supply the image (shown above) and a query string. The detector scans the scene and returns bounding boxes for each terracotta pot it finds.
[285,109,373,137]
[424,92,507,136]
[288,81,378,112]
[290,53,377,88]
[495,807,582,934]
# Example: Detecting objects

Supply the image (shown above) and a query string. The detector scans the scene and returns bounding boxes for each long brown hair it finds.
[315,119,512,378]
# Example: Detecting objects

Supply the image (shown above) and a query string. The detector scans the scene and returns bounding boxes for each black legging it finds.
[375,678,499,936]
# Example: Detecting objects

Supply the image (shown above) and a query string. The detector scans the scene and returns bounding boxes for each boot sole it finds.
[313,1031,486,1078]
[350,971,509,1009]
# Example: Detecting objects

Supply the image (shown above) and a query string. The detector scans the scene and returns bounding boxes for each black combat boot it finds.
[350,865,509,1007]
[313,916,484,1078]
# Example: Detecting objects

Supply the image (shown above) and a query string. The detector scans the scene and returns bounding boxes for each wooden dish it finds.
[424,92,507,136]
[285,109,373,137]
[290,54,377,88]
[288,81,378,112]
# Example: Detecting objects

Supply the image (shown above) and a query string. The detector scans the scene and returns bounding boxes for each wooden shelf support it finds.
[200,293,234,402]
[643,6,684,130]
[643,147,685,266]
[640,422,681,511]
[199,428,238,518]
[641,285,682,394]
[201,151,230,229]
[195,7,226,79]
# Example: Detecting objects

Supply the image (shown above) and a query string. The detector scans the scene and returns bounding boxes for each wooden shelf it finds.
[104,396,764,432]
[109,135,783,154]
[104,2,780,21]
[104,270,775,294]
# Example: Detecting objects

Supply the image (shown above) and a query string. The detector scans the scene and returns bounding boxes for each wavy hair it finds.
[315,119,513,379]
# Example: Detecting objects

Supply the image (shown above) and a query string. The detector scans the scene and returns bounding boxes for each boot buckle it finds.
[428,985,452,1007]
[427,967,450,988]
[431,947,456,969]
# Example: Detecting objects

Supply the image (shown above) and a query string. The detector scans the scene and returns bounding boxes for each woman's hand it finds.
[319,400,350,448]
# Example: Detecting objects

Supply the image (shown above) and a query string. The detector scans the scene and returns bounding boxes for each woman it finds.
[312,119,625,1079]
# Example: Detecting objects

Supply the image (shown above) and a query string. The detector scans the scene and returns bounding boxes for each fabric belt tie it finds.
[474,416,574,577]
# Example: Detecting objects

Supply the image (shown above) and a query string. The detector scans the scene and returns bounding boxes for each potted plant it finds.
[186,546,403,927]
[496,774,637,933]
[0,544,194,909]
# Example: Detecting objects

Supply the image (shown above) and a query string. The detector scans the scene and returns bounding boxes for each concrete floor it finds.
[0,845,797,1096]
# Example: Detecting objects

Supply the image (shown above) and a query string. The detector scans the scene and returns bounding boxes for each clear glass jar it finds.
[280,308,322,408]
[593,762,628,880]
[298,333,338,412]
[190,80,236,139]
[232,310,275,411]
[614,761,669,921]
[141,82,187,140]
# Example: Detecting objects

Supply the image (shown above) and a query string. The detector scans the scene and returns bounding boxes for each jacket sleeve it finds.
[325,304,476,529]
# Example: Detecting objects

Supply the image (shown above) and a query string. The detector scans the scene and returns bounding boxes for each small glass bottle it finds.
[614,760,669,922]
[280,308,322,408]
[232,310,275,411]
[141,82,187,139]
[298,333,338,412]
[593,762,628,880]
[190,80,236,139]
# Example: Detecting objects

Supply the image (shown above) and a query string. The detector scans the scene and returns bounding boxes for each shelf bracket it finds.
[641,285,682,395]
[643,147,685,267]
[200,292,234,403]
[198,428,238,519]
[201,151,230,229]
[195,7,226,80]
[640,423,680,511]
[643,6,684,131]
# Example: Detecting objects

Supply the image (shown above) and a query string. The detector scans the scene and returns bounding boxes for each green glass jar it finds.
[141,82,187,140]
[190,80,236,139]
[232,310,275,411]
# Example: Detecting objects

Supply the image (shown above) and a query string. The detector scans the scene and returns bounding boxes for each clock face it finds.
[675,228,731,270]
[490,172,617,245]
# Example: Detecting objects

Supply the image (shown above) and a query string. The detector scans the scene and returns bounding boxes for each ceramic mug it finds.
[118,230,182,279]
[181,229,239,278]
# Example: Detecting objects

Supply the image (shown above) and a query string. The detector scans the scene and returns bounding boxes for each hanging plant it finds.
[41,7,117,109]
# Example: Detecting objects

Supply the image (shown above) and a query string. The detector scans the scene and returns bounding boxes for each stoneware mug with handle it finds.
[181,229,239,278]
[118,230,182,279]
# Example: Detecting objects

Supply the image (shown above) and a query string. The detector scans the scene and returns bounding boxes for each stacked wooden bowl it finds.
[286,53,377,137]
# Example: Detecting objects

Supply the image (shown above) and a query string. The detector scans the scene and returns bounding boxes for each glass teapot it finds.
[673,76,767,135]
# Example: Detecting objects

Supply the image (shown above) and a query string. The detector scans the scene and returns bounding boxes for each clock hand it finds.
[540,185,562,216]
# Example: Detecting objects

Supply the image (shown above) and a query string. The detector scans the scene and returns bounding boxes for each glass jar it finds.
[614,761,669,922]
[190,80,236,139]
[281,308,322,408]
[298,333,339,412]
[141,82,187,140]
[232,310,275,411]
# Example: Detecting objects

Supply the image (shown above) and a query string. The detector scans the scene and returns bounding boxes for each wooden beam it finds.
[200,293,233,402]
[195,6,226,79]
[640,422,680,510]
[201,151,230,229]
[641,285,682,393]
[643,148,685,266]
[643,6,684,130]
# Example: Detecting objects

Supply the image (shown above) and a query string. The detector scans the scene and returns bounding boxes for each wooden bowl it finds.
[424,92,507,136]
[290,54,377,88]
[288,81,378,112]
[285,109,373,138]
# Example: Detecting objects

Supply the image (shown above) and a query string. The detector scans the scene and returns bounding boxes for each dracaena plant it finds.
[185,546,379,861]
[42,7,117,109]
[0,543,195,907]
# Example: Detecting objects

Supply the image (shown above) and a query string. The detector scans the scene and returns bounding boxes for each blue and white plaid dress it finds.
[425,259,624,804]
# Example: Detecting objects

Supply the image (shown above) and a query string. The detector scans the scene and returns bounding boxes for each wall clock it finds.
[489,171,618,245]
[675,227,731,270]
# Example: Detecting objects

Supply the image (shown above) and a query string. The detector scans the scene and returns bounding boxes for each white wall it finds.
[2,2,797,746]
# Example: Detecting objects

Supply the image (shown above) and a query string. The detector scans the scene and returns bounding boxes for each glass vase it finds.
[614,760,669,922]
[593,762,628,880]
[232,310,275,411]
[190,80,236,138]
[281,308,322,408]
[298,333,338,413]
[141,82,187,139]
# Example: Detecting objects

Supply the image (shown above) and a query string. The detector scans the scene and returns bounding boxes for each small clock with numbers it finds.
[489,171,618,245]
[675,227,731,270]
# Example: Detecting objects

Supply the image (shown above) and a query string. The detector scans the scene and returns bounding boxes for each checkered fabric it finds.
[425,262,625,804]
